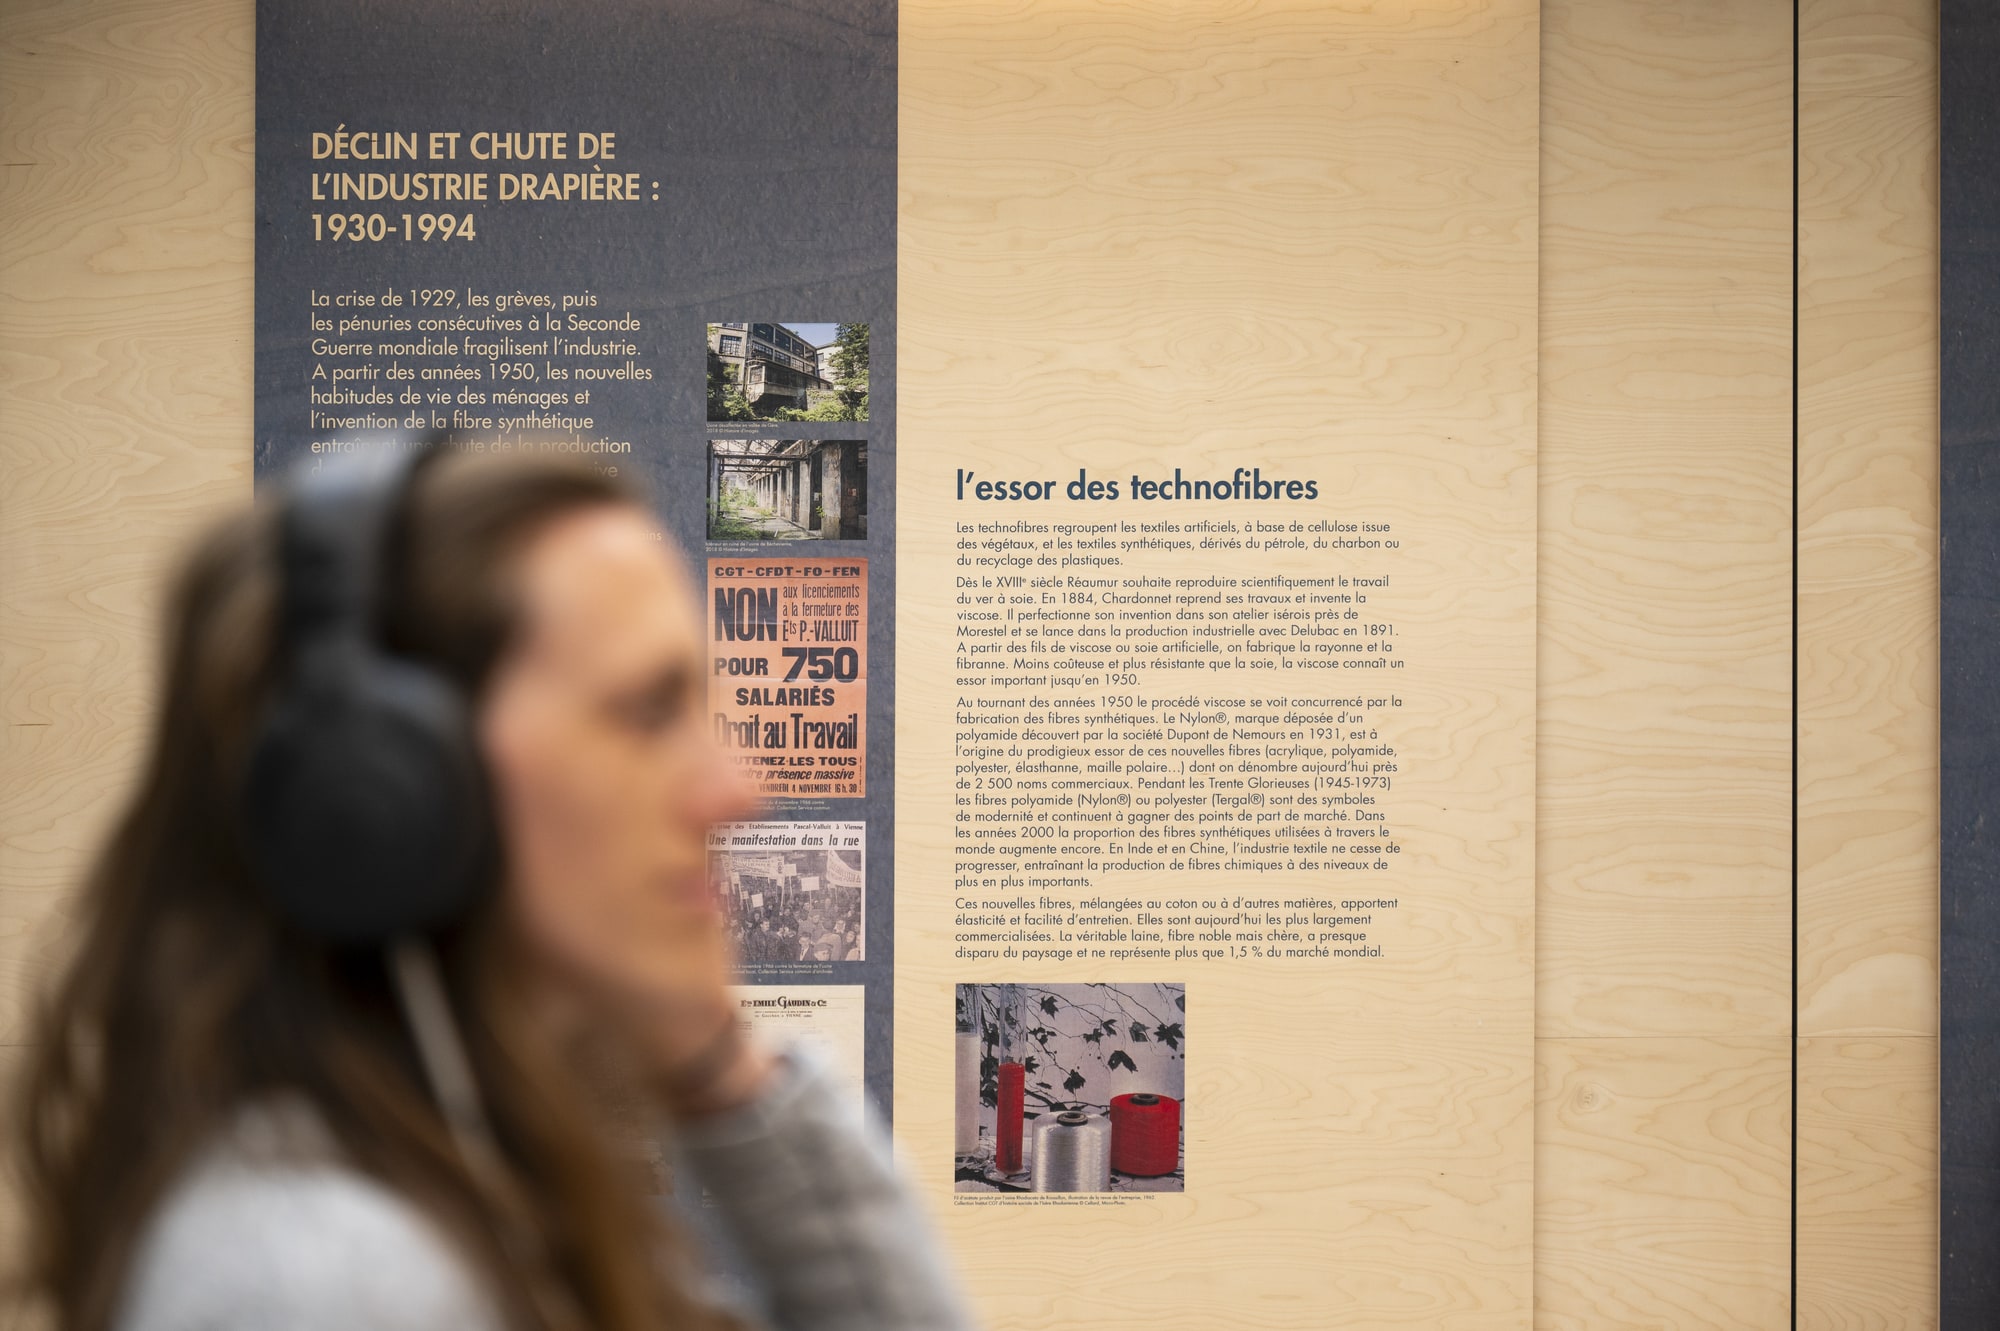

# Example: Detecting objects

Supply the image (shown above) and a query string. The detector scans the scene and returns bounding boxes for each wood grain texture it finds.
[1539,0,1796,1041]
[901,1,1539,1326]
[0,0,1949,1326]
[1795,0,1938,1325]
[1796,1037,1937,1331]
[1538,2,1805,1327]
[0,0,253,1045]
[1797,0,1939,1040]
[1536,1037,1792,1330]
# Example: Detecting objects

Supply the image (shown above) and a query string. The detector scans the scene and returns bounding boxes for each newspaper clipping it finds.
[710,820,866,964]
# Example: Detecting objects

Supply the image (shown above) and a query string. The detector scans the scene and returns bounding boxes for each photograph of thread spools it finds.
[955,982,1185,1193]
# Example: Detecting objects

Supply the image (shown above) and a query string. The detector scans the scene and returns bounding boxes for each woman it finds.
[9,449,968,1331]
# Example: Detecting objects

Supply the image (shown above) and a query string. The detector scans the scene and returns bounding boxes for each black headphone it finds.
[240,446,496,943]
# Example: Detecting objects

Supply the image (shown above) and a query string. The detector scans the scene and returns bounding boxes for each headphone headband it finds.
[275,448,414,640]
[242,443,494,943]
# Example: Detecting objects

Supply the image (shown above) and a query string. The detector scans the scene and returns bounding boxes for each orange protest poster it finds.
[709,557,867,799]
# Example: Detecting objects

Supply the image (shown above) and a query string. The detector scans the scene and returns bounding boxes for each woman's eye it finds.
[613,671,691,732]
[618,698,673,731]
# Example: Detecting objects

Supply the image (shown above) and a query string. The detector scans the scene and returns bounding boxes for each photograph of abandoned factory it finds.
[707,321,870,422]
[707,438,868,541]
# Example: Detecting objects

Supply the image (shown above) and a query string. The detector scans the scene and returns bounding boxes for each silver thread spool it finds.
[954,1031,980,1155]
[1033,1110,1112,1192]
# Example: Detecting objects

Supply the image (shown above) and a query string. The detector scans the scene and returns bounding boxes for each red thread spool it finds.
[995,1062,1026,1173]
[1110,1092,1181,1177]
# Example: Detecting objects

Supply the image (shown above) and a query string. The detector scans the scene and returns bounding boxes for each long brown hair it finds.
[11,451,732,1331]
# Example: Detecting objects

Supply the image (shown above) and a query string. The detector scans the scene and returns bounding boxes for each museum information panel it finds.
[899,4,1537,1324]
[255,0,900,1110]
[257,1,1537,1326]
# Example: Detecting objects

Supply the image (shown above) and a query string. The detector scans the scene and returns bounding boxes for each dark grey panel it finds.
[256,0,899,1115]
[1943,3,1999,1324]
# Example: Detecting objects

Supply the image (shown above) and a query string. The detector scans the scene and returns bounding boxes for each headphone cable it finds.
[387,936,587,1331]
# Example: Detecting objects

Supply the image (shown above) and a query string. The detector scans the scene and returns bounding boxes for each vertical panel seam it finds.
[1800,0,1816,1319]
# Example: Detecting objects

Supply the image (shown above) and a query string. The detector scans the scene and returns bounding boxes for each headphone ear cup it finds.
[243,646,493,942]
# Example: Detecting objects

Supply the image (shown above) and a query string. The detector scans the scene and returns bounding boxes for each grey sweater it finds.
[114,1051,971,1331]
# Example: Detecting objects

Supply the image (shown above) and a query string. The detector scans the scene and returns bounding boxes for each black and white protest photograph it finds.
[709,822,866,964]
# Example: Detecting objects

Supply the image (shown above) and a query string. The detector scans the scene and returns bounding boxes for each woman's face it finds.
[477,504,758,1034]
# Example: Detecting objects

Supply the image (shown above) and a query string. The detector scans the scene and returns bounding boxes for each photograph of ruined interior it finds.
[706,438,867,541]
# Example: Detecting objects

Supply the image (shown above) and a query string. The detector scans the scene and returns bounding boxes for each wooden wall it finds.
[0,0,1940,1326]
[899,2,1541,1325]
[0,0,253,1038]
[1540,1,1797,1323]
[1796,0,1939,1323]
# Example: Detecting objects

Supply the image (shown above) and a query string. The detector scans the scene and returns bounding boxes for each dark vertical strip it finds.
[1942,3,2000,1326]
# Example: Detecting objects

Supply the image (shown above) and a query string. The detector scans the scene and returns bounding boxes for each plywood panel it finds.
[1536,1037,1792,1330]
[1538,0,1796,1040]
[1539,2,1799,1326]
[0,0,253,1043]
[901,1,1539,1327]
[1796,0,1939,1040]
[0,1,1950,1327]
[1796,1037,1937,1331]
[1794,0,1939,1324]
